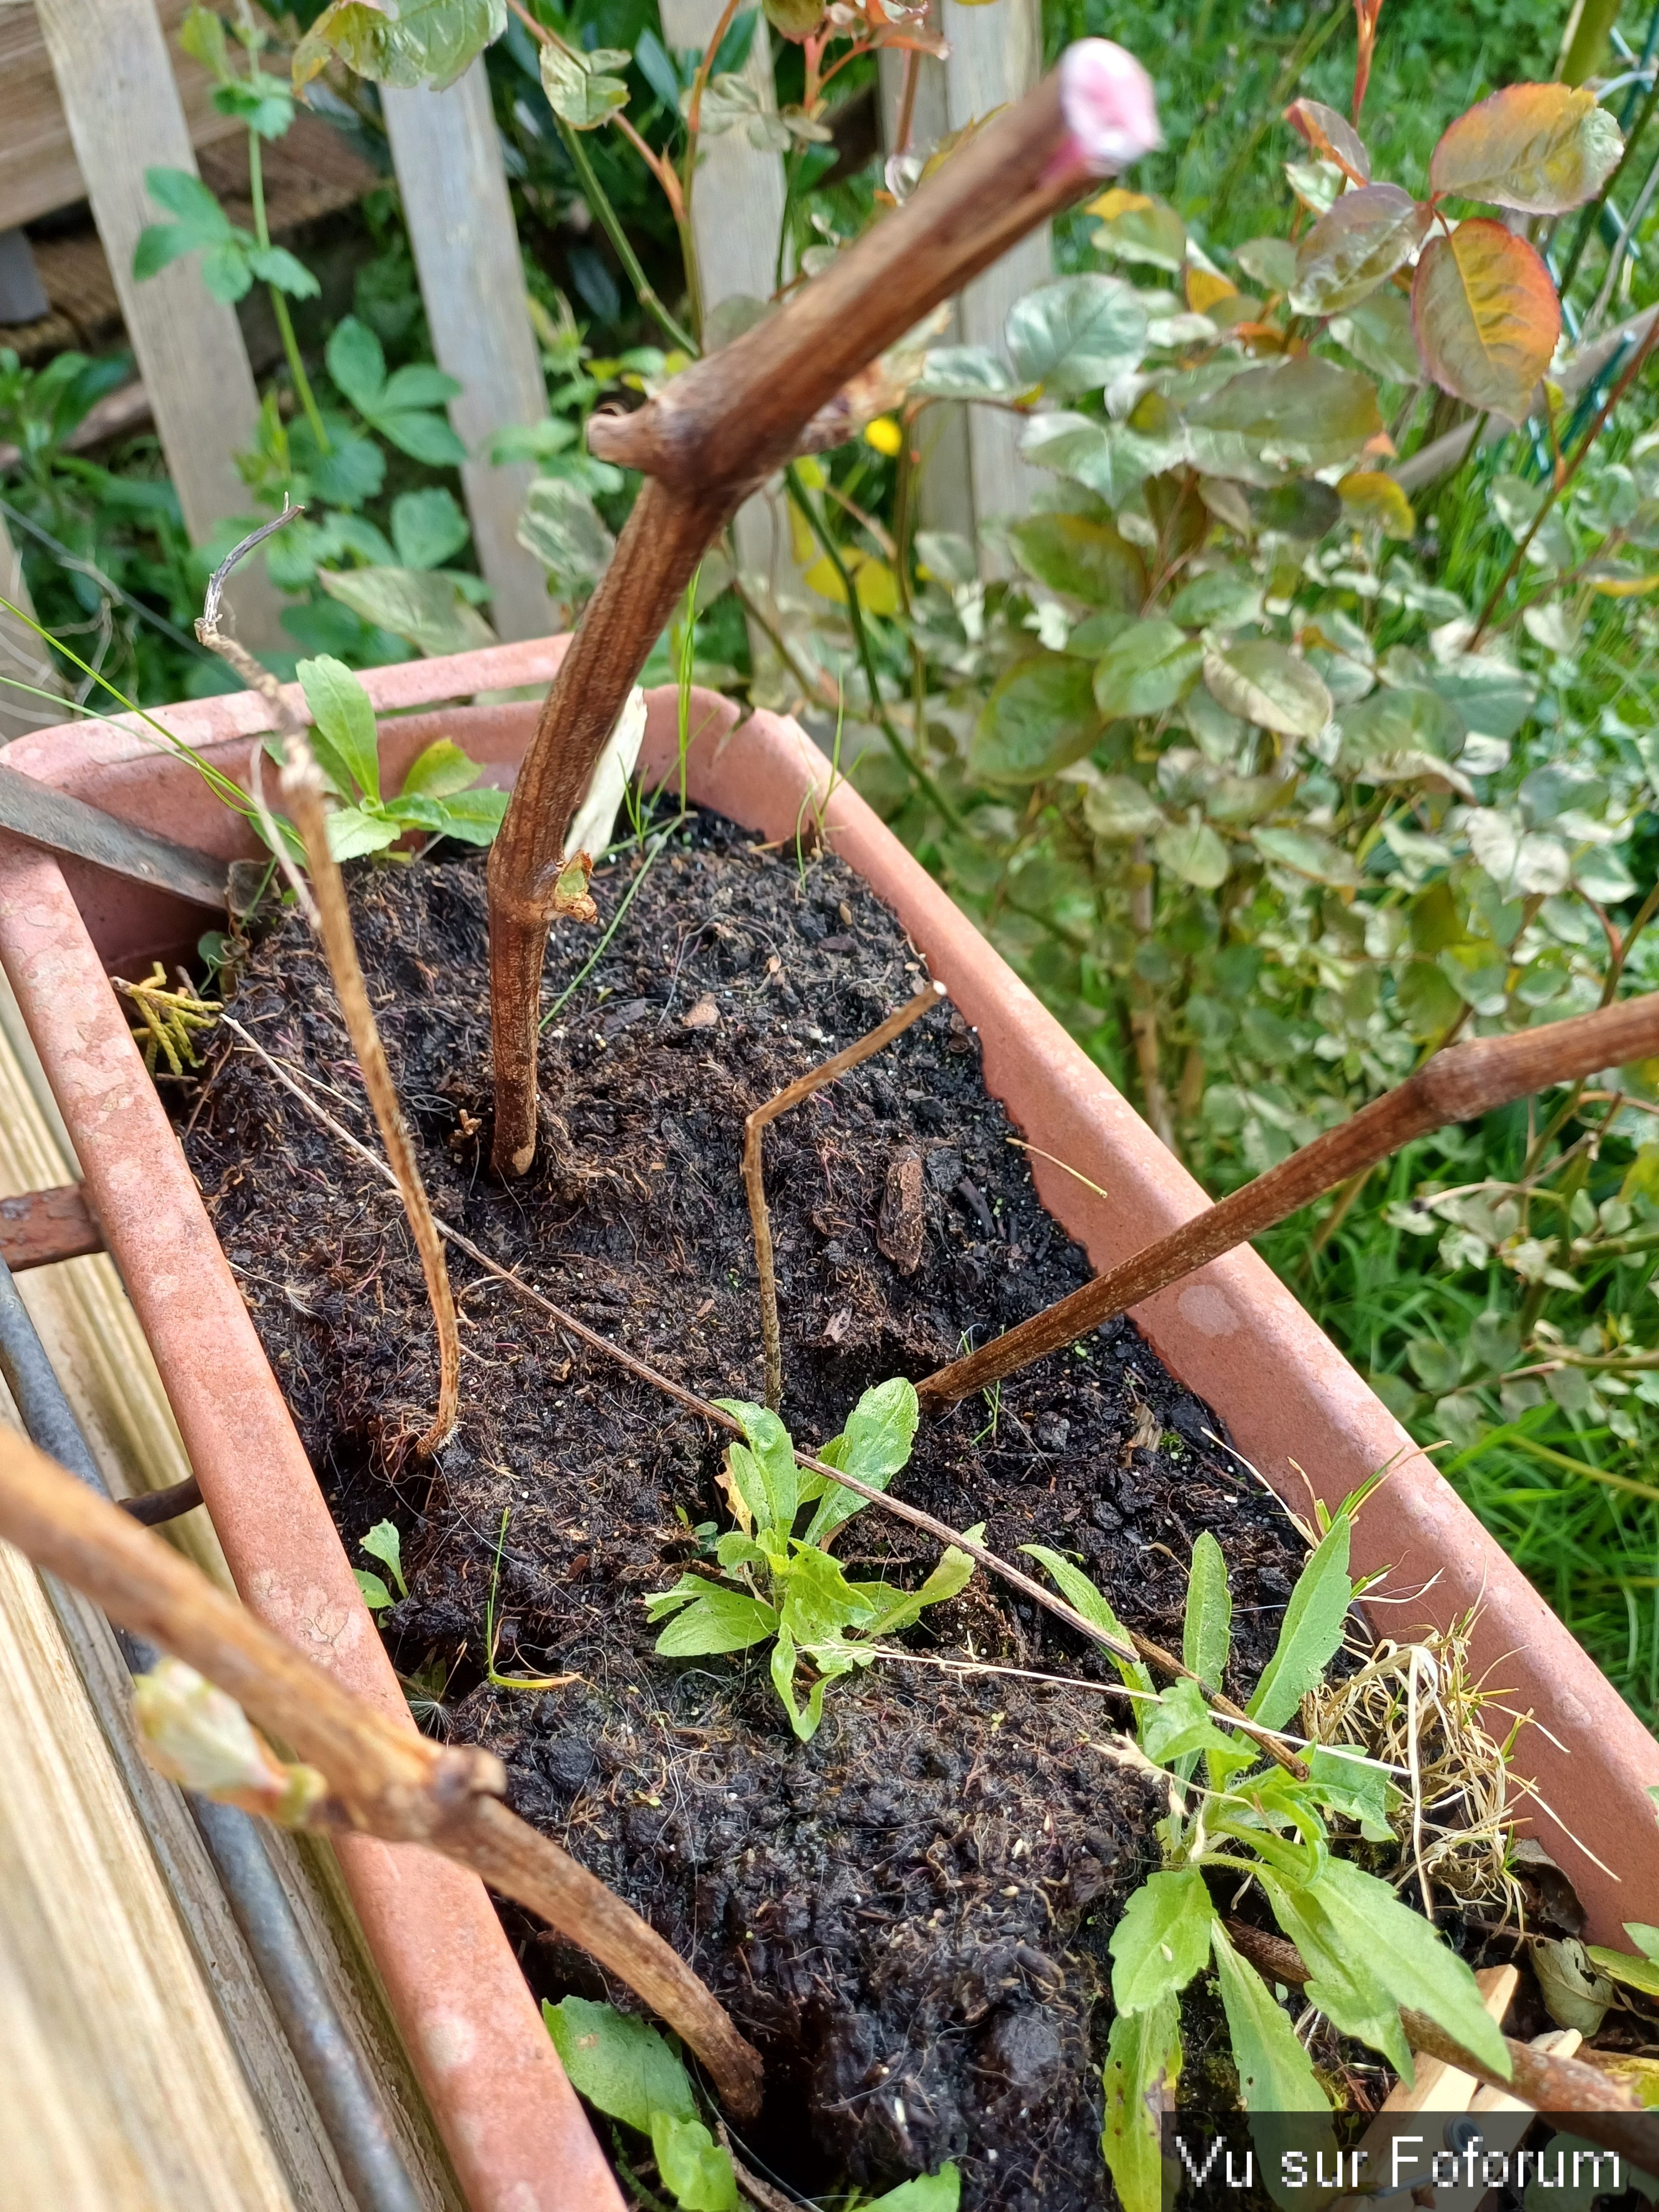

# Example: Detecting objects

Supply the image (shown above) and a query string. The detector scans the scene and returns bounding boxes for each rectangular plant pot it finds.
[3,639,1656,2207]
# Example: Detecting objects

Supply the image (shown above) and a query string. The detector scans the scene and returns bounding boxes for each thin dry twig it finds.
[917,990,1659,1411]
[220,1016,1310,1776]
[196,522,461,1455]
[0,1420,763,2116]
[1222,1919,1647,2150]
[743,980,943,1409]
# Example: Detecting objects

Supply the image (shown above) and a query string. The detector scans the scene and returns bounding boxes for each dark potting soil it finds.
[180,812,1316,2211]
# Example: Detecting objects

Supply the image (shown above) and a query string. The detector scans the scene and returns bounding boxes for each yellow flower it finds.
[863,416,904,458]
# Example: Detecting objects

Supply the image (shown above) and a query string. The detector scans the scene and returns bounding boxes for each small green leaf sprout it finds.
[1022,1505,1514,2210]
[353,1519,406,1612]
[546,1994,961,2212]
[646,1379,975,1740]
[486,1510,578,1693]
[284,654,510,862]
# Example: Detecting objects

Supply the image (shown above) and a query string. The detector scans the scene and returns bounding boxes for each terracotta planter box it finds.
[4,638,1656,2206]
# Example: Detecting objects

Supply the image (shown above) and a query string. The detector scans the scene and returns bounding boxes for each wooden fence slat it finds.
[656,0,802,622]
[33,0,283,647]
[881,0,1050,565]
[382,62,556,644]
[0,0,246,236]
[0,514,62,744]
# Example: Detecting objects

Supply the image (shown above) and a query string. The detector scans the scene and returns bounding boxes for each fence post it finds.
[382,61,556,644]
[881,0,1050,566]
[0,517,61,744]
[656,0,802,635]
[33,0,282,646]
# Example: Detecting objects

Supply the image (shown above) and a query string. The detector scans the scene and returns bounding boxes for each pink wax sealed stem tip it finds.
[1056,39,1162,176]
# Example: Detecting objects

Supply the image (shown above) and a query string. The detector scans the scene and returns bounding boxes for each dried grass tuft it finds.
[1302,1613,1528,1920]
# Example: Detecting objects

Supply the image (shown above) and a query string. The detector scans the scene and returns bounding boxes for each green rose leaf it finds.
[540,41,632,129]
[915,347,1019,400]
[1167,570,1262,630]
[1250,825,1360,887]
[969,654,1101,782]
[1005,275,1148,397]
[1428,82,1622,216]
[1155,815,1230,890]
[1395,958,1464,1040]
[1081,772,1166,842]
[1092,619,1203,718]
[1091,195,1187,273]
[1203,640,1332,738]
[1331,288,1423,383]
[1183,355,1384,485]
[1236,236,1299,292]
[1008,513,1145,608]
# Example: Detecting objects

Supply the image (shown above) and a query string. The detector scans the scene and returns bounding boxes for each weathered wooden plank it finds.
[0,761,228,907]
[880,0,1050,561]
[656,0,801,615]
[33,0,282,646]
[0,1183,102,1273]
[382,62,556,644]
[0,0,246,234]
[0,513,62,744]
[0,968,463,2211]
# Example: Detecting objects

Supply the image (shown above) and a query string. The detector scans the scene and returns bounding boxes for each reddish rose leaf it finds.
[1428,81,1622,215]
[1290,184,1432,316]
[1284,98,1371,186]
[1411,220,1560,421]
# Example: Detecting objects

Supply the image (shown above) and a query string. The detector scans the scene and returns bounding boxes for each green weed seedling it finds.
[545,1994,961,2212]
[483,1509,578,1693]
[1020,1511,1512,2210]
[353,1519,407,1612]
[646,1379,975,1741]
[286,656,509,860]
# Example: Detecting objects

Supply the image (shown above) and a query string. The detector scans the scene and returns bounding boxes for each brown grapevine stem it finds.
[917,992,1659,1411]
[0,1421,763,2116]
[485,67,1099,1177]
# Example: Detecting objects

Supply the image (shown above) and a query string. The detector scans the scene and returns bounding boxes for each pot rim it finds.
[0,639,1652,2212]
